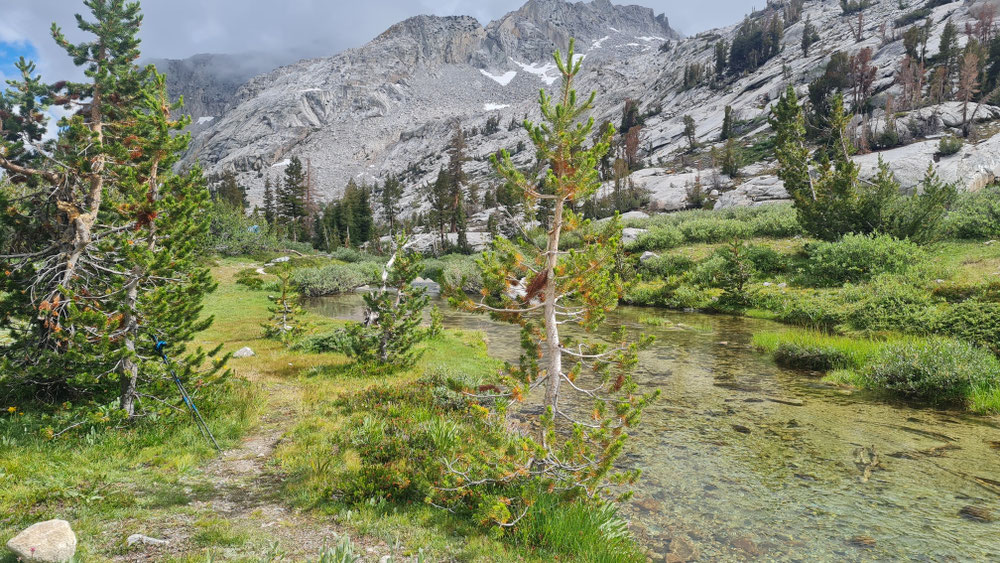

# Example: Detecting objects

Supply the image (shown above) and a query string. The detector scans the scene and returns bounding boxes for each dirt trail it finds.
[116,381,396,562]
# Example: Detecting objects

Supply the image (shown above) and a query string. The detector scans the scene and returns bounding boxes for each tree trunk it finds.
[543,197,565,409]
[119,271,141,417]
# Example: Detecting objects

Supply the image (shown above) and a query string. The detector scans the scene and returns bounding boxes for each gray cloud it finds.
[1,0,758,80]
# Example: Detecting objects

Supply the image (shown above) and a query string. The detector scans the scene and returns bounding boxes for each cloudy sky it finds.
[1,0,758,82]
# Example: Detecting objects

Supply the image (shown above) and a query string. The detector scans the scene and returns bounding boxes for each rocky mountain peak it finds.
[484,0,679,62]
[369,14,487,66]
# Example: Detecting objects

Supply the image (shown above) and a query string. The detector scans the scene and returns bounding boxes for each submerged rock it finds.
[959,505,997,523]
[665,535,698,562]
[849,535,877,549]
[731,424,752,434]
[6,520,77,563]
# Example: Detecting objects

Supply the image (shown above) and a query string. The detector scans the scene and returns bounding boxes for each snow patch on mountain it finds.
[197,116,215,125]
[484,103,510,111]
[480,69,517,86]
[512,59,558,85]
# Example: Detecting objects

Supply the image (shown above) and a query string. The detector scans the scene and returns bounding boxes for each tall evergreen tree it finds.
[212,171,248,210]
[427,169,451,246]
[0,0,224,416]
[378,175,404,235]
[279,156,307,241]
[263,175,276,228]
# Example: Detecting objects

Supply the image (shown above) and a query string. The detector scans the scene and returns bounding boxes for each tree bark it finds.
[543,197,565,409]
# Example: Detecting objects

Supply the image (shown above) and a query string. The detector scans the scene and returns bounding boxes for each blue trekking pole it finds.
[154,338,222,453]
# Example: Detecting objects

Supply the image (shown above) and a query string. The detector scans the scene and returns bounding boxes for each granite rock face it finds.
[169,0,1000,221]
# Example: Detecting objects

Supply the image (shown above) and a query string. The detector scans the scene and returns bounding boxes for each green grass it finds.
[755,329,1000,414]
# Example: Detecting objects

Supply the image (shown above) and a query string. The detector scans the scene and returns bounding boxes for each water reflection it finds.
[308,295,1000,561]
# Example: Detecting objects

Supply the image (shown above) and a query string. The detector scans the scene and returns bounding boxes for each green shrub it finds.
[863,338,1000,409]
[638,255,696,278]
[751,288,849,330]
[935,301,1000,354]
[293,262,380,297]
[626,225,684,252]
[946,185,1000,239]
[744,245,788,275]
[234,268,264,290]
[746,204,803,238]
[937,135,963,157]
[423,254,483,292]
[843,276,935,333]
[678,218,750,243]
[805,234,923,286]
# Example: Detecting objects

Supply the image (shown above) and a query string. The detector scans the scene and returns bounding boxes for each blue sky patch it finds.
[0,41,39,79]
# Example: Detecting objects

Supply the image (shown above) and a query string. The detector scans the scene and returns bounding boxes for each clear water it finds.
[308,296,1000,561]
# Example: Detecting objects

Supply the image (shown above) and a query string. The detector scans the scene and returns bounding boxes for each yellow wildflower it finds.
[6,406,15,414]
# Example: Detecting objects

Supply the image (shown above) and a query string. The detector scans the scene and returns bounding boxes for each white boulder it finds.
[6,520,77,563]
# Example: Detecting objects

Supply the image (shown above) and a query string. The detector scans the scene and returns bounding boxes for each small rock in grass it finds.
[273,256,291,263]
[126,534,169,547]
[959,505,997,522]
[6,519,77,563]
[233,347,255,359]
[731,424,753,434]
[640,251,659,263]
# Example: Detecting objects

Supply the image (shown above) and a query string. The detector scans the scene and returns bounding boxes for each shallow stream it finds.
[308,296,1000,561]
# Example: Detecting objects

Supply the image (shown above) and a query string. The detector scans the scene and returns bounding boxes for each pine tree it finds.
[446,40,659,521]
[771,85,898,240]
[427,169,451,246]
[802,16,819,56]
[213,171,248,210]
[446,124,469,235]
[683,114,698,150]
[263,175,276,228]
[715,40,728,77]
[0,0,224,416]
[721,105,734,140]
[263,265,306,344]
[279,156,307,241]
[378,175,404,235]
[339,238,429,368]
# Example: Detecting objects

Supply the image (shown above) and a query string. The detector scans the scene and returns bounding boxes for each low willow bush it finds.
[934,301,1000,354]
[624,204,802,251]
[627,225,684,252]
[945,185,1000,239]
[804,234,923,286]
[292,261,381,297]
[423,254,483,292]
[861,338,1000,412]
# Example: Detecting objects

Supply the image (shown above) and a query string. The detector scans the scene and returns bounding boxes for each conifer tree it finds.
[446,40,658,521]
[213,171,248,210]
[0,0,224,416]
[721,105,734,140]
[339,238,428,368]
[683,114,698,150]
[427,169,451,246]
[378,175,404,235]
[263,175,276,228]
[771,85,898,240]
[279,156,307,241]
